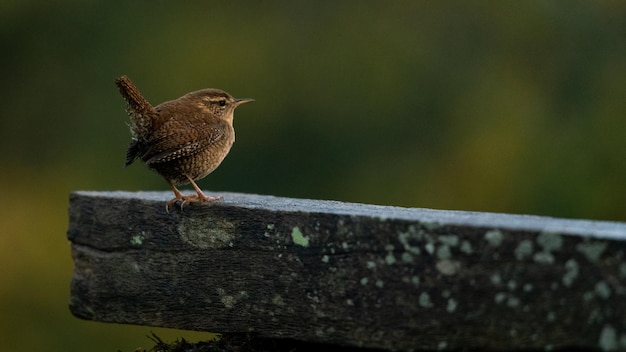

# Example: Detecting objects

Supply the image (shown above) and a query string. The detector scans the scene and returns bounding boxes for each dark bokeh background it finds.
[1,1,625,351]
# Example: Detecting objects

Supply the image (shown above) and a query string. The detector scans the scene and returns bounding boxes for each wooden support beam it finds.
[67,191,626,351]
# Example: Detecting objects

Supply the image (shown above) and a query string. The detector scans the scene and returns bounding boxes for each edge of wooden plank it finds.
[71,190,626,240]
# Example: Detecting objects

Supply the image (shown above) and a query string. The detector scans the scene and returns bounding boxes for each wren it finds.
[115,75,253,211]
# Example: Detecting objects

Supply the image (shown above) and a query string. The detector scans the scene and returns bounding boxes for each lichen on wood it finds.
[68,191,626,351]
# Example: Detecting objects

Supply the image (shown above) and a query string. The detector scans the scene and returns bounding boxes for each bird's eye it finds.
[218,100,226,107]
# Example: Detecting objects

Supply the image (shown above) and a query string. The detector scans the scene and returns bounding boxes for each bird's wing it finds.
[125,138,147,167]
[143,119,227,166]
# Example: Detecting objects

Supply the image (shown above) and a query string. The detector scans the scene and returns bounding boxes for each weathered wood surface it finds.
[67,191,626,351]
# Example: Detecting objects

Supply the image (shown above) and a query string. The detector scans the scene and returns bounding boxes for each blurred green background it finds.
[1,1,625,350]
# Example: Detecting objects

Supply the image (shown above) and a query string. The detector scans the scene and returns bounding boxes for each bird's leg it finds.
[165,177,223,211]
[183,175,223,205]
[165,180,185,213]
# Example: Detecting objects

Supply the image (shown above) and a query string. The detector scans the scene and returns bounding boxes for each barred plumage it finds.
[115,75,253,211]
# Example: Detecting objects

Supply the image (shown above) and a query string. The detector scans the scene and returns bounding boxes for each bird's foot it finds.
[181,194,223,208]
[166,194,223,212]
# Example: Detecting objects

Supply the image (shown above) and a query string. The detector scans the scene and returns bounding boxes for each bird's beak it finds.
[236,98,255,106]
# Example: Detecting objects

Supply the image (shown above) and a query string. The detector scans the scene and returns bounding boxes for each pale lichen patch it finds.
[419,292,433,308]
[178,216,235,249]
[507,280,517,291]
[494,292,520,308]
[422,221,441,231]
[532,232,563,265]
[506,295,520,308]
[385,253,397,265]
[460,240,473,254]
[272,294,285,306]
[485,230,504,247]
[562,259,579,287]
[491,273,503,286]
[598,325,618,351]
[411,276,420,286]
[533,251,555,264]
[436,259,459,276]
[438,235,459,247]
[446,298,458,313]
[576,241,608,263]
[583,291,596,302]
[537,232,563,252]
[514,240,534,260]
[398,231,421,255]
[401,252,414,263]
[436,245,452,260]
[216,288,246,309]
[494,292,507,304]
[595,281,612,299]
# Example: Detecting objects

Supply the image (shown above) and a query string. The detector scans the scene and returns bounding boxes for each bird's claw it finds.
[165,194,223,213]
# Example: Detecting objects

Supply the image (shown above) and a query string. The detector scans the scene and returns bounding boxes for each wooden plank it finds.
[67,191,626,351]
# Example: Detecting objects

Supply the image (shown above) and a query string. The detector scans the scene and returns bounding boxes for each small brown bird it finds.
[115,75,253,211]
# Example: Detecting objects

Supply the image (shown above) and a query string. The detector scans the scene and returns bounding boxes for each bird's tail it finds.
[115,75,156,141]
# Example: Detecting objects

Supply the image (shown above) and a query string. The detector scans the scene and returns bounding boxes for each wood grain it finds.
[67,191,626,351]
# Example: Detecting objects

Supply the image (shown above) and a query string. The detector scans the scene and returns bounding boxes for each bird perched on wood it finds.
[115,75,253,211]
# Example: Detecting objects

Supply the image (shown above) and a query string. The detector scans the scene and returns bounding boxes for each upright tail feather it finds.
[115,76,157,141]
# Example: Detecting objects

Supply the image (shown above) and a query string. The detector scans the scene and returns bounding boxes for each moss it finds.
[130,233,144,246]
[291,226,309,247]
[128,332,382,352]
